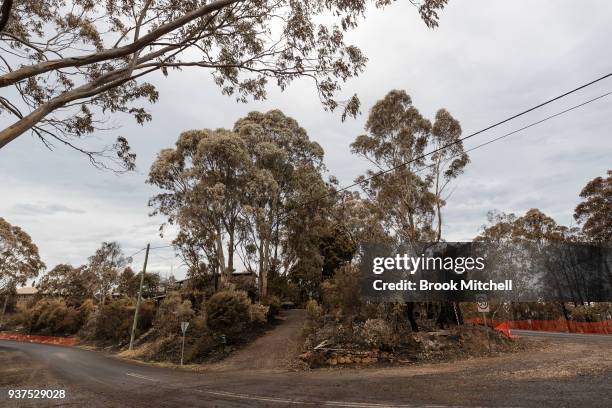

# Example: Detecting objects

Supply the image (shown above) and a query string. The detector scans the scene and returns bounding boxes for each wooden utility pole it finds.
[129,244,150,350]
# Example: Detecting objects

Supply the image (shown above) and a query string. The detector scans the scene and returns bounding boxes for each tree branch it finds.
[0,0,241,88]
[0,0,12,33]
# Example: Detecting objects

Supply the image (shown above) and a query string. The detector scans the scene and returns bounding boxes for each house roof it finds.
[16,286,38,295]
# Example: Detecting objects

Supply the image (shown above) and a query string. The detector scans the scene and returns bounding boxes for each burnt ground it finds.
[0,331,611,407]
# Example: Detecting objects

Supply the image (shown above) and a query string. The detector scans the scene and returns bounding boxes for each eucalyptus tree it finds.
[148,128,250,284]
[351,90,468,243]
[234,110,328,297]
[430,109,469,241]
[149,110,330,298]
[0,0,448,168]
[574,170,612,243]
[87,241,131,305]
[351,90,435,242]
[0,217,45,323]
[0,217,45,292]
[38,264,93,306]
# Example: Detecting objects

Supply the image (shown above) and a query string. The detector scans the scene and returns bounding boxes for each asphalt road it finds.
[512,329,612,342]
[1,332,611,408]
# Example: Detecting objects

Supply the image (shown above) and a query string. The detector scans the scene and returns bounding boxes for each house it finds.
[15,286,39,308]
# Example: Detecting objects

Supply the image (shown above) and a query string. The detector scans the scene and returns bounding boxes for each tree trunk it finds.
[215,233,227,285]
[405,302,419,332]
[0,291,9,327]
[0,0,13,33]
[435,157,442,242]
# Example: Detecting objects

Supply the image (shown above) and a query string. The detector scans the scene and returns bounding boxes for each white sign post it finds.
[180,321,189,366]
[476,295,491,352]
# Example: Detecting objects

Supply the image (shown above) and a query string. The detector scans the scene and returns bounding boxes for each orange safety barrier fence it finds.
[466,317,612,335]
[0,331,79,345]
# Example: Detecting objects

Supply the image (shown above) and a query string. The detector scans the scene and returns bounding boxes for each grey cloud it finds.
[1,0,611,269]
[12,202,86,215]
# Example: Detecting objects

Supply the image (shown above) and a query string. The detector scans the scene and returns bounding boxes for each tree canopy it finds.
[0,217,45,292]
[0,0,448,169]
[351,89,468,242]
[574,170,611,243]
[148,109,331,297]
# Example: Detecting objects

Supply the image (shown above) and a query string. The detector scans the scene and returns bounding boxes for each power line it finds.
[127,247,147,259]
[411,90,612,178]
[148,244,173,250]
[136,73,612,248]
[281,73,612,218]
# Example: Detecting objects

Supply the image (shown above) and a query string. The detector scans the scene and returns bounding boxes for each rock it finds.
[299,351,313,362]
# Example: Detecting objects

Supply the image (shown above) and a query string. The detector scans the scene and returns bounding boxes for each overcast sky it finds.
[1,1,611,280]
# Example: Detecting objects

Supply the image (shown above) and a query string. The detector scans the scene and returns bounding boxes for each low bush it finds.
[249,303,269,325]
[261,295,281,319]
[361,318,394,348]
[303,299,323,336]
[154,291,195,335]
[23,298,82,336]
[205,290,251,336]
[91,299,135,343]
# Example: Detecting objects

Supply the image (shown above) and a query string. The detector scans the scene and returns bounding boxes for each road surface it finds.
[512,329,612,342]
[1,331,611,407]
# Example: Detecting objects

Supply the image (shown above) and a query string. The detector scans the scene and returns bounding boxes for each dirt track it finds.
[206,309,306,372]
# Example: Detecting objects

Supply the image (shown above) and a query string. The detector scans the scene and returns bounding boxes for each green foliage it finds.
[321,264,362,317]
[205,290,251,336]
[303,299,323,336]
[154,291,195,335]
[23,298,81,336]
[0,217,45,291]
[570,303,612,322]
[574,170,612,242]
[87,242,130,304]
[229,274,258,301]
[319,226,357,280]
[37,264,92,307]
[0,0,448,162]
[361,318,394,348]
[261,295,281,319]
[249,303,269,326]
[92,298,135,342]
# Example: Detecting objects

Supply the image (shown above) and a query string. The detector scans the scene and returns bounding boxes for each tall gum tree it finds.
[148,128,250,284]
[0,217,45,322]
[351,89,468,243]
[574,170,612,243]
[148,109,329,298]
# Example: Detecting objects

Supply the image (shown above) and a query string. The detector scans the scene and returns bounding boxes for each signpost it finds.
[476,295,491,352]
[180,321,189,366]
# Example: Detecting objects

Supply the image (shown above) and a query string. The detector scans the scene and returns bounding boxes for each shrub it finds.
[93,299,135,342]
[78,298,96,323]
[334,264,362,316]
[570,303,612,322]
[303,299,323,336]
[24,298,82,336]
[261,295,281,319]
[249,303,269,325]
[361,318,394,348]
[154,291,194,335]
[229,274,258,301]
[205,290,251,335]
[320,279,340,310]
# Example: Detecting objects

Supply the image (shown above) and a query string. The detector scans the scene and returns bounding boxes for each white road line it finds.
[201,389,439,407]
[199,389,521,408]
[126,372,157,382]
